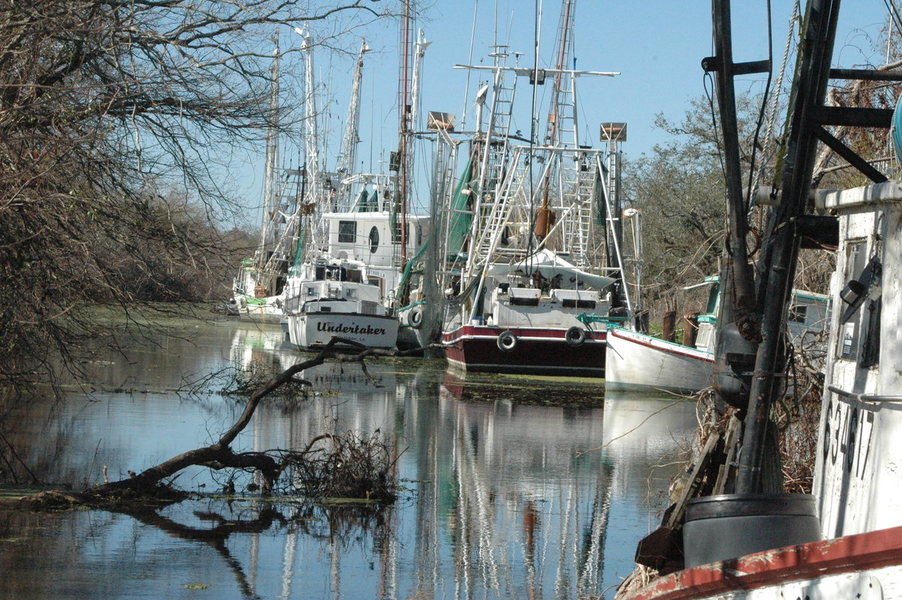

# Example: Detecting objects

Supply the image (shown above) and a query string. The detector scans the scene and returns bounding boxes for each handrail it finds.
[828,385,902,403]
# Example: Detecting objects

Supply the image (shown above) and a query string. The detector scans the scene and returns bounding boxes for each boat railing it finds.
[827,385,902,404]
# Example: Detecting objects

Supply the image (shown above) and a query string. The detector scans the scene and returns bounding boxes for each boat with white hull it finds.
[605,327,715,395]
[283,260,399,351]
[622,181,902,600]
[605,279,827,395]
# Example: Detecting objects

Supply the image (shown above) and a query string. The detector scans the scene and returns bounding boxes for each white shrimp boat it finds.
[282,259,399,350]
[605,279,828,395]
[439,5,635,376]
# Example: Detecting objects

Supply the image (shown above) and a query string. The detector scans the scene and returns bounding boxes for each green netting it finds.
[395,236,430,296]
[446,158,474,260]
[394,158,475,296]
[594,171,607,226]
[292,225,307,268]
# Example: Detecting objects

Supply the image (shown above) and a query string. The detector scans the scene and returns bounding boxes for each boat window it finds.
[562,299,596,309]
[705,283,720,315]
[838,240,867,360]
[788,305,808,323]
[369,226,379,253]
[368,276,384,298]
[511,296,540,306]
[859,297,881,368]
[338,220,357,243]
[306,286,315,297]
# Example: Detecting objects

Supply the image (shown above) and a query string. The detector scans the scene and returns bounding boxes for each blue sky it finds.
[228,1,892,224]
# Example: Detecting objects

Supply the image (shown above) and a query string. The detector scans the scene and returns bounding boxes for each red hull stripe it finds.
[627,526,902,600]
[442,325,607,343]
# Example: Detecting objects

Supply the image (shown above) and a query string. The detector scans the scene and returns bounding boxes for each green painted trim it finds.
[397,300,427,312]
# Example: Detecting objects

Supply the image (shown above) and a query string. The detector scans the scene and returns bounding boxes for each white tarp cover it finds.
[485,249,615,290]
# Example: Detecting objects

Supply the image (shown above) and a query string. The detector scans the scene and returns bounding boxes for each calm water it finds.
[0,318,698,599]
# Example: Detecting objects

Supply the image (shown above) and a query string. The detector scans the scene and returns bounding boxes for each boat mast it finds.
[336,39,370,211]
[708,0,898,494]
[256,33,281,275]
[736,0,855,493]
[298,29,321,258]
[395,0,414,268]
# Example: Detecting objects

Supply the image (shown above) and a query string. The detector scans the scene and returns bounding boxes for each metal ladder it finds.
[571,151,598,267]
[470,147,531,267]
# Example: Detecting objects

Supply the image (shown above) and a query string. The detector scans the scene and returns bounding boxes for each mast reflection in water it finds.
[0,320,698,599]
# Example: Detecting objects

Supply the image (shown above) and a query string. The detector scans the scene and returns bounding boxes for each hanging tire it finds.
[565,326,587,347]
[497,331,518,352]
[408,306,424,329]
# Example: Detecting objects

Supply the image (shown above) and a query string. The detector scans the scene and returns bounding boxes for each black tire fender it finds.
[565,326,587,347]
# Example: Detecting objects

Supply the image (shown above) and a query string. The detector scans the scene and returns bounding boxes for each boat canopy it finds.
[486,249,615,290]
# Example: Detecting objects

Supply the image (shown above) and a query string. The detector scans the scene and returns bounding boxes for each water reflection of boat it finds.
[602,391,699,461]
[438,372,613,598]
[229,322,295,372]
[2,322,691,599]
[440,367,605,406]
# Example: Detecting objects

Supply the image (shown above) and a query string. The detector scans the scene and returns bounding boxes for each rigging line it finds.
[460,0,480,131]
[744,0,775,213]
[704,71,729,229]
[762,1,800,177]
[883,0,902,38]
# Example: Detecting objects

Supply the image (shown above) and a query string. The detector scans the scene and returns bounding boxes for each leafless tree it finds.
[0,0,387,386]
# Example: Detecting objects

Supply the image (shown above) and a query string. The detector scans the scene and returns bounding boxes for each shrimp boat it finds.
[282,258,399,350]
[620,1,902,598]
[281,33,399,350]
[282,30,432,351]
[440,1,635,376]
[605,277,828,395]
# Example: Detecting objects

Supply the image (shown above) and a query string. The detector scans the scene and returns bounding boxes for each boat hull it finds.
[622,525,902,600]
[442,324,606,377]
[232,294,284,323]
[605,327,714,394]
[286,312,399,350]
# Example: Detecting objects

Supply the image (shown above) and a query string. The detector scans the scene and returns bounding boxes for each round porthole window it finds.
[369,226,379,253]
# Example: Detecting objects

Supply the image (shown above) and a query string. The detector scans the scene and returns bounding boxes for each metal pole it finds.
[736,0,842,493]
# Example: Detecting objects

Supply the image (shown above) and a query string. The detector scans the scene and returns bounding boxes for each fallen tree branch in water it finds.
[19,337,433,509]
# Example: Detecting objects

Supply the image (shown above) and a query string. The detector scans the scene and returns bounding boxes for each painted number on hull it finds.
[823,398,874,480]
